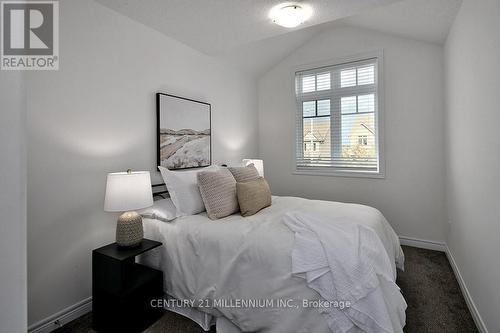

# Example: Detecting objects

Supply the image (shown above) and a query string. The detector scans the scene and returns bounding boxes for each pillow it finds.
[227,164,260,183]
[197,168,239,220]
[158,165,218,216]
[236,177,272,217]
[138,198,177,222]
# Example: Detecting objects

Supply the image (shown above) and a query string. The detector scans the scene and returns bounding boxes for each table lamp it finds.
[104,170,153,248]
[242,159,264,177]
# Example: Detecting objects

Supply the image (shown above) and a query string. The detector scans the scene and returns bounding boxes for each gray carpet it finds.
[396,246,478,333]
[54,246,478,333]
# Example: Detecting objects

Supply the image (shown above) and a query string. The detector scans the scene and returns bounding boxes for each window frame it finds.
[292,51,385,179]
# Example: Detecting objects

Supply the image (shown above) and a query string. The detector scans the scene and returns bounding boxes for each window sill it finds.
[293,169,385,179]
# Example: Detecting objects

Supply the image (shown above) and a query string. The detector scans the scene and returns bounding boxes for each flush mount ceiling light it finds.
[269,3,313,28]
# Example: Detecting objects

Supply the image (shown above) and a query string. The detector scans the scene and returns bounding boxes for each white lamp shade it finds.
[242,159,264,177]
[104,171,154,212]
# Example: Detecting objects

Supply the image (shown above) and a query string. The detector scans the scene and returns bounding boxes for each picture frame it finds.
[156,93,211,170]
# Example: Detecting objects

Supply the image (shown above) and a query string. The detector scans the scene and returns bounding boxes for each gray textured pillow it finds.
[236,177,272,217]
[227,164,260,183]
[197,168,239,220]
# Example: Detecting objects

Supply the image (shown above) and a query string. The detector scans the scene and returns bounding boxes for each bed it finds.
[139,195,406,333]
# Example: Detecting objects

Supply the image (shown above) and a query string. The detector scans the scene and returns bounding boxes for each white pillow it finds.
[158,165,218,216]
[138,198,177,222]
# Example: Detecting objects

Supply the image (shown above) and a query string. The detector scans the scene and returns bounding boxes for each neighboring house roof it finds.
[360,123,375,135]
[303,128,330,142]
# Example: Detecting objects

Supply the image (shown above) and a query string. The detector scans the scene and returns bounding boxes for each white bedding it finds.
[140,196,406,333]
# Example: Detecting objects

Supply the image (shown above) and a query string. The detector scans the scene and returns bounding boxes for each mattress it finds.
[139,196,406,333]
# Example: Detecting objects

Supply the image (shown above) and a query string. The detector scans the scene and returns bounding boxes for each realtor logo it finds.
[1,1,58,70]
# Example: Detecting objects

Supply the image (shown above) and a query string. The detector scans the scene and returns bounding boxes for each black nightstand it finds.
[92,239,164,332]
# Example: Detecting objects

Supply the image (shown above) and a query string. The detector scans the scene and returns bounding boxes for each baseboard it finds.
[398,235,446,252]
[445,246,488,333]
[28,297,92,333]
[398,236,488,332]
[27,241,487,333]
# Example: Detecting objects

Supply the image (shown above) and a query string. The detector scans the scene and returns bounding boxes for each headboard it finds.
[152,183,168,199]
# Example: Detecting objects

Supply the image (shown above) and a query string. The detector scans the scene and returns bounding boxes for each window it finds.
[295,56,383,176]
[302,72,331,92]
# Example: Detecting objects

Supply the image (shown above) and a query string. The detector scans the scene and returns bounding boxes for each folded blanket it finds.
[283,211,406,333]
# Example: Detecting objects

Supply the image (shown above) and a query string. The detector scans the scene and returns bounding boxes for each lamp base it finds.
[116,211,143,248]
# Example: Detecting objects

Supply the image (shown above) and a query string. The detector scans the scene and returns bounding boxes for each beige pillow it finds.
[236,177,272,217]
[197,168,239,220]
[227,164,260,183]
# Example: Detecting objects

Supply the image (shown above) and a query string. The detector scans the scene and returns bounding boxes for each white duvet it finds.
[141,196,406,333]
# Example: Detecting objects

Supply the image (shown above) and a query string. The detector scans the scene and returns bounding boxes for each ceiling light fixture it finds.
[269,3,313,28]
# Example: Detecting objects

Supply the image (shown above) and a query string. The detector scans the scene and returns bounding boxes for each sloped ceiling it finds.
[95,0,462,77]
[340,0,462,44]
[95,0,401,56]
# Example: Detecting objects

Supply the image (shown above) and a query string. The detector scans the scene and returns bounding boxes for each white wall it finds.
[259,25,447,241]
[445,0,500,331]
[26,0,258,325]
[0,72,27,331]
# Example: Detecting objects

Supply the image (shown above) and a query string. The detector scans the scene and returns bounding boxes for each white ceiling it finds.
[95,0,401,56]
[95,0,462,76]
[218,22,328,77]
[340,0,462,44]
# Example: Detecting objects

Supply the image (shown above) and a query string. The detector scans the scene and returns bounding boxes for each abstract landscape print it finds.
[157,93,211,170]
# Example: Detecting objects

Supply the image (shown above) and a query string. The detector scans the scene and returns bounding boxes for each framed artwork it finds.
[156,93,211,170]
